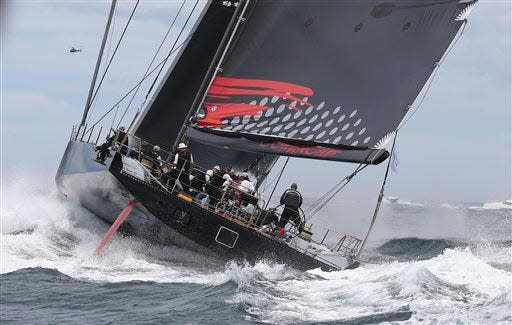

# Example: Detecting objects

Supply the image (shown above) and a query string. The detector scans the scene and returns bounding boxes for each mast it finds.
[172,0,251,150]
[79,0,117,127]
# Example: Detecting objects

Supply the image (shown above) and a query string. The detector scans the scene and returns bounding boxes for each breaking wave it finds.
[1,179,511,324]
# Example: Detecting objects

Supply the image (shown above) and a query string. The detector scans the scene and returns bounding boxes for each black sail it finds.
[133,1,276,178]
[188,0,476,164]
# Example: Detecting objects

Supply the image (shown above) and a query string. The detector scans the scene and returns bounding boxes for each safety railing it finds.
[92,127,362,261]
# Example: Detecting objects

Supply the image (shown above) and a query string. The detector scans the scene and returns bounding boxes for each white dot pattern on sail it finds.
[210,97,379,148]
[288,130,298,137]
[269,117,280,125]
[300,126,311,134]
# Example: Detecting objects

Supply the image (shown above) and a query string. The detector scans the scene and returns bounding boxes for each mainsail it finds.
[187,0,476,164]
[134,1,277,180]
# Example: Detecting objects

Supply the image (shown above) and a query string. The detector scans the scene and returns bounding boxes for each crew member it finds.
[278,183,304,237]
[206,165,224,207]
[95,127,125,163]
[173,142,193,192]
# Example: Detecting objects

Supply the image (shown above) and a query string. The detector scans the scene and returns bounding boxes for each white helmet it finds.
[177,143,188,149]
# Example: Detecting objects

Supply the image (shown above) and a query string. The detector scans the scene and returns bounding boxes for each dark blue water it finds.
[1,184,511,324]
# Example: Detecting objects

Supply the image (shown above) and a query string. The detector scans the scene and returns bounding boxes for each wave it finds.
[2,179,511,324]
[372,237,512,269]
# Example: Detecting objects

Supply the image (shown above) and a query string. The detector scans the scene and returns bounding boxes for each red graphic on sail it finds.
[198,76,314,127]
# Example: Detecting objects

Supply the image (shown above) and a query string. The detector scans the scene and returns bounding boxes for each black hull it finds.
[56,140,347,271]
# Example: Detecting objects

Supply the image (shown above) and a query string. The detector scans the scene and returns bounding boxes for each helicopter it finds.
[69,47,82,53]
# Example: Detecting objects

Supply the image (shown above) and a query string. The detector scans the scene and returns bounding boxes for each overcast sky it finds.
[1,0,511,204]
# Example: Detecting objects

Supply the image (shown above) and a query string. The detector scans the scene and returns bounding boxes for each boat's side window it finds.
[215,226,239,249]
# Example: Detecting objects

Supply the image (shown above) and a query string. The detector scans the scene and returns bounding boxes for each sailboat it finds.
[56,0,478,271]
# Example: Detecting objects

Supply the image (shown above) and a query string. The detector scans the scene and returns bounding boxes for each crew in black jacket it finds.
[278,183,304,236]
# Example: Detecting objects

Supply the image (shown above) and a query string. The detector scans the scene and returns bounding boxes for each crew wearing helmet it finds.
[278,183,304,237]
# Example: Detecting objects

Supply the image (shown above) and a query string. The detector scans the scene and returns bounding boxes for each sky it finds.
[1,0,511,204]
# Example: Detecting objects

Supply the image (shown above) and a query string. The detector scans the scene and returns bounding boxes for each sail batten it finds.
[187,0,474,164]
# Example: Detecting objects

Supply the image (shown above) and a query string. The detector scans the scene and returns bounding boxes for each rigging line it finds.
[116,0,189,128]
[86,0,140,123]
[264,157,290,210]
[143,0,200,107]
[260,158,282,194]
[397,21,468,131]
[109,104,119,136]
[119,0,200,133]
[356,131,398,259]
[305,164,369,220]
[303,163,364,215]
[84,34,195,134]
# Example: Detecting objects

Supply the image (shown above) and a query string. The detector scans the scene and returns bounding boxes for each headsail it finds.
[188,0,476,163]
[133,1,277,182]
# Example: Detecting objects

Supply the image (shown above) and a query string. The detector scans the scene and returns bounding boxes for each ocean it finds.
[1,181,511,324]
